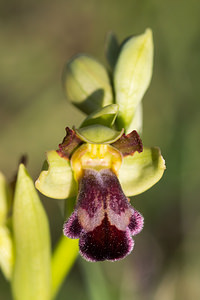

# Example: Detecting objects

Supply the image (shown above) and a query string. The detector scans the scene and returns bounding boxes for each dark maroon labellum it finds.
[63,168,143,262]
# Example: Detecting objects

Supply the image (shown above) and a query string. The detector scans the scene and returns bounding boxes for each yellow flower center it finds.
[71,144,122,181]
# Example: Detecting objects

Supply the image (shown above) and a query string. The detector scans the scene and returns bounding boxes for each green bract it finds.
[12,164,51,300]
[63,54,113,114]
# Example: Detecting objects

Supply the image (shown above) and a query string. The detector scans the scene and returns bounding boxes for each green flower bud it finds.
[114,28,153,130]
[63,54,113,114]
[12,164,51,300]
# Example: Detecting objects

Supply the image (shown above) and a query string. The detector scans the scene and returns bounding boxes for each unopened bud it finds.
[63,54,113,114]
[114,28,153,130]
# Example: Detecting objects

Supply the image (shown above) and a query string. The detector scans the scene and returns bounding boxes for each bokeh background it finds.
[1,0,200,299]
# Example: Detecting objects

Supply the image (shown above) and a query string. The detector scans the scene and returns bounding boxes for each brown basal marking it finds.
[111,130,143,156]
[57,127,83,159]
[63,168,144,261]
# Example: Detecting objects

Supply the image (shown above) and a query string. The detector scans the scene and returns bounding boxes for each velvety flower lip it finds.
[63,168,144,262]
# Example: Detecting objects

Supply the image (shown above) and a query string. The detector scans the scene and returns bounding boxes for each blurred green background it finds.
[1,0,200,299]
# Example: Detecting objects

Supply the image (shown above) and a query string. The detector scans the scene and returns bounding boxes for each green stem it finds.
[51,235,79,299]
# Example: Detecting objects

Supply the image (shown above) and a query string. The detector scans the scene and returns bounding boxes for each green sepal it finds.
[114,28,153,130]
[80,104,119,128]
[12,164,51,300]
[0,226,13,280]
[35,150,77,199]
[62,54,113,114]
[75,125,124,144]
[118,147,165,196]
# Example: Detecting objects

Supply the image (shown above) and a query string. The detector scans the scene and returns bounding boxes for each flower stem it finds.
[51,235,79,299]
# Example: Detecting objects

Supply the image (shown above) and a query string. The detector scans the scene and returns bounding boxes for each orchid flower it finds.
[35,29,165,262]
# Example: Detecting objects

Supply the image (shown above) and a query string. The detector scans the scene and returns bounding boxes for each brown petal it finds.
[111,130,143,156]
